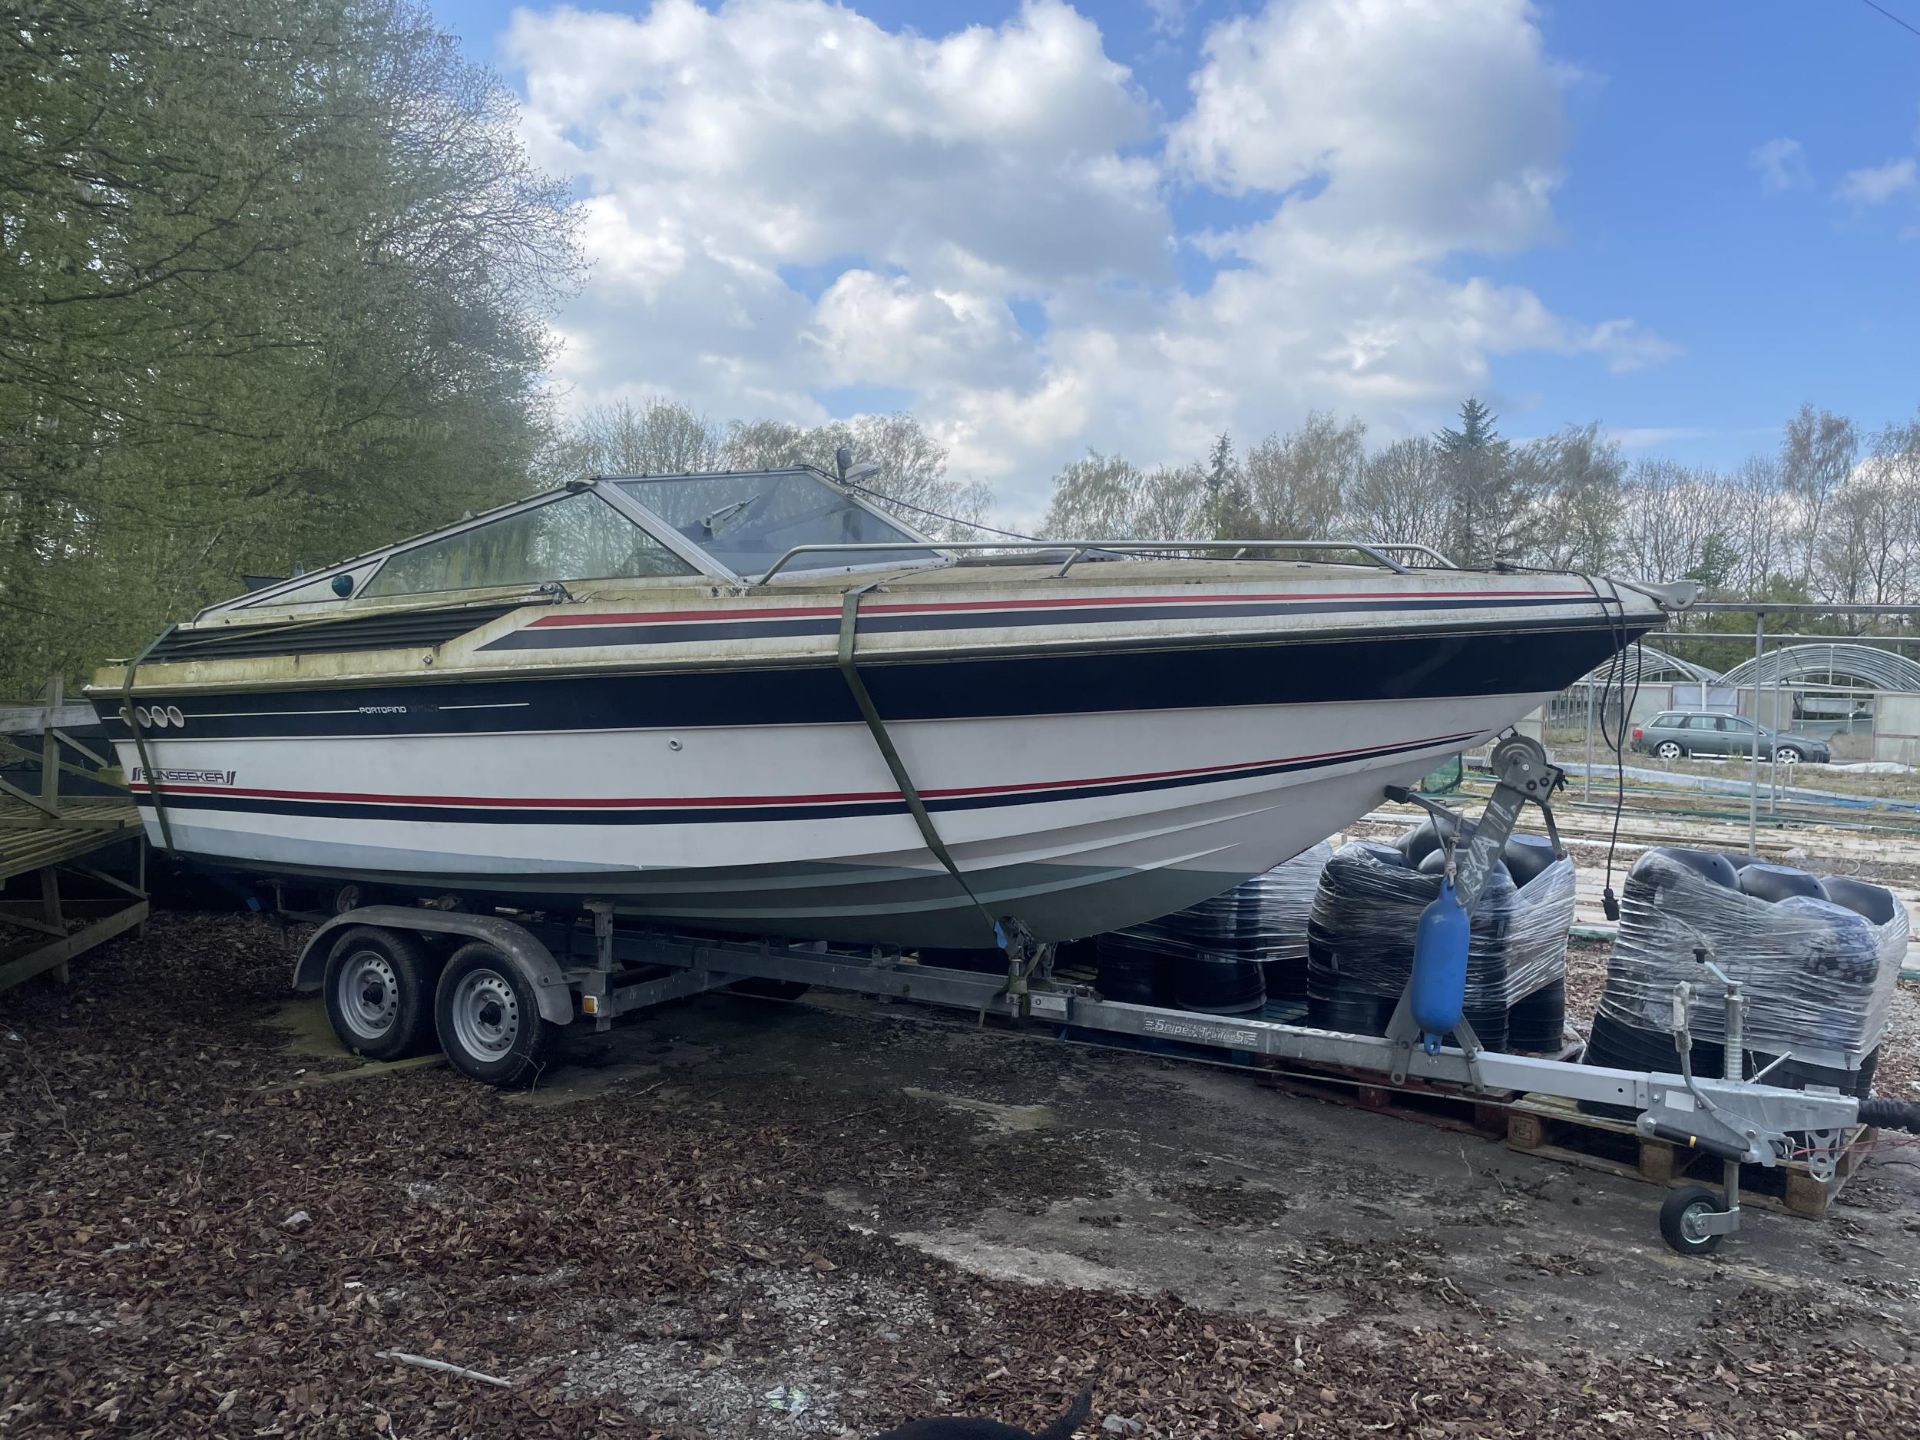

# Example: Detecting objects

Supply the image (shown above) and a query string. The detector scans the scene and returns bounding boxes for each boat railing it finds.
[1365,543,1459,570]
[752,538,1458,584]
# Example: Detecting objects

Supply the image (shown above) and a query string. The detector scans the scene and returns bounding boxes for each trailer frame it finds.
[292,891,1861,1253]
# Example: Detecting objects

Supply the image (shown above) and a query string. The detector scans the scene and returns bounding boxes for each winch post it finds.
[1382,732,1565,1085]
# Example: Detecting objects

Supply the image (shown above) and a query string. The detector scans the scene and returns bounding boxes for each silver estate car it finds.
[1629,710,1831,765]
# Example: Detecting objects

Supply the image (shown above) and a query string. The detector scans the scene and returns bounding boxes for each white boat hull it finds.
[95,562,1676,946]
[112,692,1537,945]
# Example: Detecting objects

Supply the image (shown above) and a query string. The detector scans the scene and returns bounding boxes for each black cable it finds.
[1861,0,1920,40]
[1608,589,1643,910]
[1583,575,1640,920]
[838,479,1041,542]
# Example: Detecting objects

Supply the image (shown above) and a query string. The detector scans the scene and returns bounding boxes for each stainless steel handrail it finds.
[752,538,1420,585]
[1366,543,1458,569]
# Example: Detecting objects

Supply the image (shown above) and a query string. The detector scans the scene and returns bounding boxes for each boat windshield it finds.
[361,490,695,598]
[614,472,931,576]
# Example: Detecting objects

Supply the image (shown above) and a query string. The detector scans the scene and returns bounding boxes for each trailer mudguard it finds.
[292,905,575,1026]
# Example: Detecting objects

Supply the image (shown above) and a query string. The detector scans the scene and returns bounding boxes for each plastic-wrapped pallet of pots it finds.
[1586,848,1908,1096]
[1096,842,1333,1016]
[1305,828,1577,1053]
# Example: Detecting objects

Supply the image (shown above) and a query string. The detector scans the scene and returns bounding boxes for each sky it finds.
[427,0,1920,522]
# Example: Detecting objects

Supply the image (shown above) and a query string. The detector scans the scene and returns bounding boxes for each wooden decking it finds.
[0,683,147,991]
[0,795,142,880]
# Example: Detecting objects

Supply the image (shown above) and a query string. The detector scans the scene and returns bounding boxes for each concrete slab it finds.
[514,987,1920,1356]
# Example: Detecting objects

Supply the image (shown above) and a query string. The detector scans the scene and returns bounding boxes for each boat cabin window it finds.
[614,472,928,576]
[362,491,695,598]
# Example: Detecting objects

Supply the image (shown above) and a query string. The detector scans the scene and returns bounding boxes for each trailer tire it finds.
[323,927,439,1060]
[436,942,553,1087]
[1659,1186,1726,1256]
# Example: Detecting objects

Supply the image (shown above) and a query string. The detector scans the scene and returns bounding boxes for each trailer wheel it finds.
[323,927,439,1060]
[435,942,552,1087]
[1659,1186,1726,1256]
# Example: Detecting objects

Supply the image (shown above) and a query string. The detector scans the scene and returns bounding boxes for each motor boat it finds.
[88,466,1685,946]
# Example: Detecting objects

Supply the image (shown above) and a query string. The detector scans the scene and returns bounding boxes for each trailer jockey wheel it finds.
[435,942,553,1087]
[1659,1185,1727,1256]
[322,926,439,1061]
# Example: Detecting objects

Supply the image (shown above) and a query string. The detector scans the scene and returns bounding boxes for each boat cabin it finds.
[199,467,942,621]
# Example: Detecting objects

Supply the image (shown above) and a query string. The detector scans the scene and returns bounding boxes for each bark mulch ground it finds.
[3,913,1919,1438]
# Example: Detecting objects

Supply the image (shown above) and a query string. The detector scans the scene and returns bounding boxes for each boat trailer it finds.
[293,735,1870,1257]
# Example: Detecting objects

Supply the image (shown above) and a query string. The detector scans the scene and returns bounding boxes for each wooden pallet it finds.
[1248,1037,1584,1141]
[1504,1091,1874,1217]
[1254,1060,1511,1138]
[1062,1014,1588,1142]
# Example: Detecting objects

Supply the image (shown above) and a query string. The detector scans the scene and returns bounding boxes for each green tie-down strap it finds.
[120,624,178,855]
[835,586,996,934]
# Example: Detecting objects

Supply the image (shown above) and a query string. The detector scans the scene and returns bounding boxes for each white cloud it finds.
[1839,156,1919,205]
[1144,0,1195,36]
[509,0,1672,521]
[1168,0,1567,257]
[511,0,1163,291]
[1749,137,1808,193]
[812,270,1037,391]
[1577,318,1681,374]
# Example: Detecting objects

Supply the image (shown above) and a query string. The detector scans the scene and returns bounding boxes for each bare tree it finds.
[1512,423,1624,572]
[1241,412,1366,540]
[812,414,988,537]
[1725,455,1791,595]
[1781,404,1858,585]
[1875,419,1920,605]
[1347,437,1450,553]
[1820,418,1920,612]
[714,412,987,539]
[566,398,723,475]
[1042,453,1146,538]
[1132,464,1210,540]
[1615,460,1726,584]
[718,419,810,472]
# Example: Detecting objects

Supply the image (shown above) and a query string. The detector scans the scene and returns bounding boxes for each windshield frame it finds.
[192,468,947,622]
[597,466,948,582]
[196,483,736,621]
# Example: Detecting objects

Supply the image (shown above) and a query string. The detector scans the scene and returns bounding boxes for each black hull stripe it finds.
[480,595,1601,651]
[98,617,1659,742]
[131,732,1468,827]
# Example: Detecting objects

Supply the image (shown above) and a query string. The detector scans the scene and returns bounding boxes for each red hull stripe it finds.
[525,590,1594,628]
[128,729,1479,810]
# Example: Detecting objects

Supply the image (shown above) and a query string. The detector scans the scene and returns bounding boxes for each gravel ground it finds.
[6,913,1920,1439]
